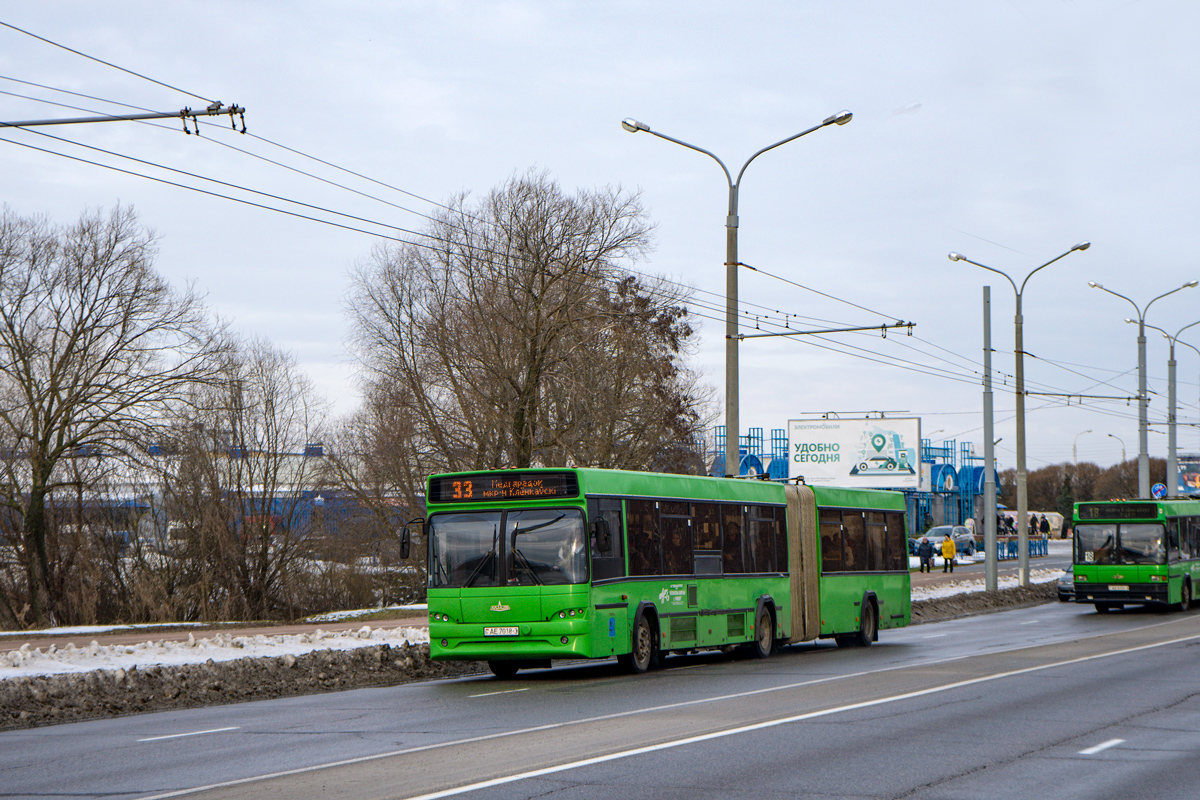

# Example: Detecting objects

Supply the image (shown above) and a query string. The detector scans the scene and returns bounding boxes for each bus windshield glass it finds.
[428,508,586,588]
[429,512,502,588]
[505,508,586,586]
[1075,522,1165,565]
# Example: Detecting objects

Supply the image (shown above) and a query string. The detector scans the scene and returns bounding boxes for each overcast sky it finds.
[2,1,1199,473]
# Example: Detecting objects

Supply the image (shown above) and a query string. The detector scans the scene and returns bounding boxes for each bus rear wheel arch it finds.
[837,594,878,647]
[1178,579,1192,612]
[749,603,776,659]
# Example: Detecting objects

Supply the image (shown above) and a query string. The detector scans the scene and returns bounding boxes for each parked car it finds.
[1057,565,1074,602]
[926,525,976,557]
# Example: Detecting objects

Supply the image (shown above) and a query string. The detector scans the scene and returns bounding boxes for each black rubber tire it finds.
[620,612,657,674]
[750,606,774,659]
[855,600,877,647]
[1095,603,1123,613]
[1178,580,1192,612]
[488,660,519,679]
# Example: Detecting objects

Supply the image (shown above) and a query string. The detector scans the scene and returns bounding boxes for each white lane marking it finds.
[138,727,240,743]
[1079,738,1125,755]
[469,688,529,698]
[1019,620,1041,626]
[132,628,1200,800]
[921,634,947,639]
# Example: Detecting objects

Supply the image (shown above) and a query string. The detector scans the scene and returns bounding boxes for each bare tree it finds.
[0,206,222,627]
[347,170,711,502]
[157,337,330,620]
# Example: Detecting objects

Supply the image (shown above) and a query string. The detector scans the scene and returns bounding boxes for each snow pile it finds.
[302,603,427,623]
[912,568,1062,601]
[0,625,429,679]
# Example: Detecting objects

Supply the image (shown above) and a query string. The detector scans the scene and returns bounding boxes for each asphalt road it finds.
[2,599,1196,800]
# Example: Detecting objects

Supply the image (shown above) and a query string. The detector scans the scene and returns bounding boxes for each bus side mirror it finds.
[399,516,424,560]
[593,518,612,553]
[399,527,412,560]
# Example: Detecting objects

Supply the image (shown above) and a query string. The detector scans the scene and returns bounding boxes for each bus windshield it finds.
[428,508,586,588]
[1075,522,1165,566]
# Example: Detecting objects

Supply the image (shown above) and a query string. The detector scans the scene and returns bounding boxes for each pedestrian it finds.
[941,533,957,573]
[917,536,934,573]
[1039,515,1050,536]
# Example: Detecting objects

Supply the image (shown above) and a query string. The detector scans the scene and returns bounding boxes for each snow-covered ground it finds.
[1,624,431,679]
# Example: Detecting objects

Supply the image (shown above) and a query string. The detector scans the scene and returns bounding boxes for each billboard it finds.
[788,418,920,488]
[1178,455,1200,497]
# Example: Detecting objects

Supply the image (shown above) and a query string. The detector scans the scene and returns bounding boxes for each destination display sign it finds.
[1076,503,1159,521]
[427,471,580,503]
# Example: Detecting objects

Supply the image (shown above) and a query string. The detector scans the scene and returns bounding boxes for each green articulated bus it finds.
[419,467,911,678]
[1073,499,1200,612]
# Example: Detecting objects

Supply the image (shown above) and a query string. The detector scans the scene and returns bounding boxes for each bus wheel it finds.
[620,613,657,674]
[1178,580,1192,612]
[488,660,519,679]
[750,606,774,659]
[855,601,877,647]
[1095,603,1122,613]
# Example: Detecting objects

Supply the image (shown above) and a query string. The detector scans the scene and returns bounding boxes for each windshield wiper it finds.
[462,525,499,587]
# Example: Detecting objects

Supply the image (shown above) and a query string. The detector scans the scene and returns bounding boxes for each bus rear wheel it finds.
[488,660,520,679]
[1177,580,1192,612]
[620,613,658,674]
[855,601,877,647]
[750,606,774,658]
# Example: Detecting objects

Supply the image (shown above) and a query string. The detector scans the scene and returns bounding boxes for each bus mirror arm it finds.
[399,517,424,560]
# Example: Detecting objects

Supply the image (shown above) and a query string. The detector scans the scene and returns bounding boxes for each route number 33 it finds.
[452,480,473,500]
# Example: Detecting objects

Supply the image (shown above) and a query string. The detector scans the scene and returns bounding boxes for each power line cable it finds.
[0,21,214,104]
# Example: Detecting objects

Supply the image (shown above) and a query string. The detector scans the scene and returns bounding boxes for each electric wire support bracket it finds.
[731,320,914,340]
[1,102,247,133]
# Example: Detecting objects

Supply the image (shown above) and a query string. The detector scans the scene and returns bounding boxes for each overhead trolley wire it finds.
[0,21,215,104]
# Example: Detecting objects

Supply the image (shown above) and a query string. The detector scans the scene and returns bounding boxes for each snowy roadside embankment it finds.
[0,625,480,730]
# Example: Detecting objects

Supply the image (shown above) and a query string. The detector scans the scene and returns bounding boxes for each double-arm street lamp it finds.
[1139,319,1200,497]
[1089,280,1199,497]
[622,111,853,477]
[949,242,1091,586]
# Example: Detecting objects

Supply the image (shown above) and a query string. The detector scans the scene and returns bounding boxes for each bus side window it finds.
[820,508,843,573]
[745,506,777,574]
[722,505,744,574]
[842,511,866,572]
[885,512,906,571]
[774,506,788,573]
[1168,519,1180,561]
[627,499,661,576]
[866,511,887,571]
[587,498,626,580]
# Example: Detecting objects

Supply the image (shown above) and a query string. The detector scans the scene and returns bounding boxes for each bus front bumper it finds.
[430,619,596,661]
[1075,582,1168,605]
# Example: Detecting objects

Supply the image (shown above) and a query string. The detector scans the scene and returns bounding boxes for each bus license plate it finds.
[1109,585,1129,591]
[484,627,519,636]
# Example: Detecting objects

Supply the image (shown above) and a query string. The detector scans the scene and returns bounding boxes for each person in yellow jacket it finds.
[941,534,957,573]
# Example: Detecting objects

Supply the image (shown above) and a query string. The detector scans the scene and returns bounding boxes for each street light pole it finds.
[1109,433,1126,464]
[622,111,852,477]
[1073,430,1092,465]
[1141,320,1200,497]
[1089,280,1199,497]
[949,242,1090,586]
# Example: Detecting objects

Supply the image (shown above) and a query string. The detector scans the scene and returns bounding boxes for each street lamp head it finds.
[1088,281,1102,289]
[824,110,853,126]
[1187,280,1199,288]
[948,252,964,262]
[1124,318,1136,324]
[1073,241,1091,252]
[621,118,648,134]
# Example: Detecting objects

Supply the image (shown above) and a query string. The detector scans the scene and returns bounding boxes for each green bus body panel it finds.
[1072,499,1200,607]
[425,468,910,663]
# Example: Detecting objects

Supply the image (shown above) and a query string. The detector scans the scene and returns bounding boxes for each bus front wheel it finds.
[620,613,658,674]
